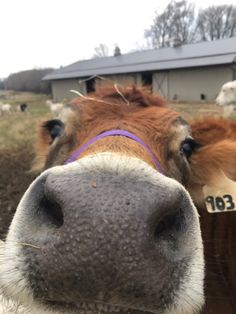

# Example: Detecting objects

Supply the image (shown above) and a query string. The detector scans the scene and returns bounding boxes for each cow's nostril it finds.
[154,209,184,241]
[39,196,64,227]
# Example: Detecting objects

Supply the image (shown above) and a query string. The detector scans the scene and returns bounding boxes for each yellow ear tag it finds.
[203,172,236,213]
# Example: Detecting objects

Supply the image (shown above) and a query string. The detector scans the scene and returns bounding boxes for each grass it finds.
[169,101,236,121]
[0,90,53,149]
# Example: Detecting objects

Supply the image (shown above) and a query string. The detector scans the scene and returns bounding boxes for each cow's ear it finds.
[42,119,64,143]
[187,140,236,211]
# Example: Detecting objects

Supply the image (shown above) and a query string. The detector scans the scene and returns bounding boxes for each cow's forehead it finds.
[67,100,180,123]
[64,106,186,144]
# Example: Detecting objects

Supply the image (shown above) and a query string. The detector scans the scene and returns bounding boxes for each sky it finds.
[0,0,236,78]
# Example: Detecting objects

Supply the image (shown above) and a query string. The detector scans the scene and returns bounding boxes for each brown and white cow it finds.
[0,86,235,313]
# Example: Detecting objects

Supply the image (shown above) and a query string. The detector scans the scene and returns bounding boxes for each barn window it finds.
[86,78,95,93]
[141,72,153,89]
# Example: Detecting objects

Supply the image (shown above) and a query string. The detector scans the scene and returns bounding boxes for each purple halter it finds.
[64,129,163,173]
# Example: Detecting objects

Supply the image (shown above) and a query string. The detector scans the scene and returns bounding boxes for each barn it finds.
[43,37,236,102]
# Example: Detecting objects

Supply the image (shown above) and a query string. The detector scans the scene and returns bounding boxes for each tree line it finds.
[93,1,236,57]
[0,68,53,94]
[145,1,236,48]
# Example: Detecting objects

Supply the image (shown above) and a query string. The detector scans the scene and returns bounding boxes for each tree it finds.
[145,1,196,48]
[4,68,53,94]
[93,43,109,58]
[196,5,236,41]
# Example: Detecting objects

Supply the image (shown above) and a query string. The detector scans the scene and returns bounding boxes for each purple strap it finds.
[64,130,163,173]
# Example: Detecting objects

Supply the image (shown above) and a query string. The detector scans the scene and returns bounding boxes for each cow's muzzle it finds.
[0,153,204,313]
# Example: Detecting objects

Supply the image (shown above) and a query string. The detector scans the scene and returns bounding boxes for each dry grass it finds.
[0,90,53,149]
[169,101,236,121]
[0,91,51,237]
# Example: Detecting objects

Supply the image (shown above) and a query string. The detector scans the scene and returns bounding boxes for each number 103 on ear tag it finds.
[203,172,236,213]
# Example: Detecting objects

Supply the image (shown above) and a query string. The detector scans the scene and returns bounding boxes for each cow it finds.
[46,100,64,117]
[0,103,12,115]
[216,80,236,117]
[216,80,236,106]
[0,85,235,313]
[187,118,236,314]
[17,103,29,112]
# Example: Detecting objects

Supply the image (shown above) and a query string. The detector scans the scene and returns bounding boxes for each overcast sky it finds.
[0,0,235,78]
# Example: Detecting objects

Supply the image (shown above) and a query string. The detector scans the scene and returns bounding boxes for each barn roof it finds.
[43,37,236,81]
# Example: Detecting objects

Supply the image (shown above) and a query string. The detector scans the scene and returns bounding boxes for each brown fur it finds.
[189,119,236,204]
[68,91,183,181]
[85,84,167,108]
[32,120,54,172]
[191,118,236,145]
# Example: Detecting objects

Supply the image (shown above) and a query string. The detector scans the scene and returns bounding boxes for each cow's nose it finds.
[8,157,202,311]
[25,162,195,263]
[43,171,188,246]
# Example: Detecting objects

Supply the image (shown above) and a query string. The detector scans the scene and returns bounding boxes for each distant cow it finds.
[216,80,236,106]
[17,103,28,112]
[46,100,64,117]
[1,86,236,313]
[0,104,12,115]
[216,80,236,117]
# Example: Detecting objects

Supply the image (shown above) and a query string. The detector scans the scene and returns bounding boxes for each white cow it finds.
[0,104,12,116]
[216,80,236,106]
[216,80,236,118]
[46,100,64,117]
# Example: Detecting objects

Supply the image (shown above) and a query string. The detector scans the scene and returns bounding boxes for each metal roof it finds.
[43,37,236,81]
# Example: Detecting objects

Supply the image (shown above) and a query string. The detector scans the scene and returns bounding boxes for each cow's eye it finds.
[50,125,63,140]
[181,138,200,159]
[43,119,64,142]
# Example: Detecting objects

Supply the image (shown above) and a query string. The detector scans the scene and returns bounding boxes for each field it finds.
[0,90,235,239]
[0,91,53,238]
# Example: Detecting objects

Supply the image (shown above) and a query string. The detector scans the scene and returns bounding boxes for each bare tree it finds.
[145,1,196,48]
[93,43,109,58]
[196,5,236,41]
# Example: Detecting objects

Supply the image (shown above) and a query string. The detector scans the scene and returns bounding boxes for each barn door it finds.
[232,60,236,80]
[153,72,169,98]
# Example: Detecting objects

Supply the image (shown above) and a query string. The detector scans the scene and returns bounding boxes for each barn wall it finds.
[51,79,86,101]
[52,75,141,101]
[167,66,233,102]
[95,74,141,88]
[51,65,234,102]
